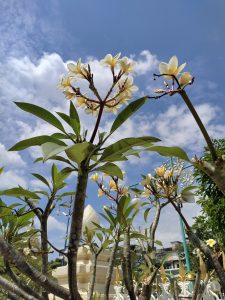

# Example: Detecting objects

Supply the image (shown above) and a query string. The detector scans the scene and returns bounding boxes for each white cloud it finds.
[0,143,26,167]
[151,103,225,153]
[0,170,27,189]
[48,215,67,233]
[134,50,158,76]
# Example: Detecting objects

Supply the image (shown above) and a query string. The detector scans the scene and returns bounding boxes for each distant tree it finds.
[193,139,225,247]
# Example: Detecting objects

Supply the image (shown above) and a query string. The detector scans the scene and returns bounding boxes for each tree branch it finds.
[0,237,70,299]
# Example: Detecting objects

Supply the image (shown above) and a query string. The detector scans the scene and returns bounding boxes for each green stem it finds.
[179,90,217,161]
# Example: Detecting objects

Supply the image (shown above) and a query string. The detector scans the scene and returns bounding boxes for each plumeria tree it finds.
[0,52,224,300]
[0,54,159,300]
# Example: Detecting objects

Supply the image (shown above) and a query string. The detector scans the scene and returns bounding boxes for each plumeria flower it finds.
[100,53,121,68]
[179,72,193,87]
[90,173,99,182]
[120,77,138,98]
[63,87,76,100]
[141,187,152,198]
[120,186,129,196]
[155,166,165,177]
[23,247,31,256]
[206,239,216,247]
[119,57,135,74]
[105,106,119,115]
[164,169,173,179]
[57,76,72,90]
[98,187,106,197]
[159,56,186,80]
[67,59,88,78]
[109,179,117,191]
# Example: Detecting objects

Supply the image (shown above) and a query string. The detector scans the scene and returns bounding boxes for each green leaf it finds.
[130,233,147,240]
[32,173,51,189]
[147,146,190,162]
[65,142,93,165]
[110,97,148,134]
[100,137,160,162]
[0,167,4,175]
[41,142,68,162]
[155,240,163,247]
[15,102,65,132]
[144,207,151,222]
[95,163,123,180]
[0,188,40,199]
[70,101,80,135]
[9,136,66,151]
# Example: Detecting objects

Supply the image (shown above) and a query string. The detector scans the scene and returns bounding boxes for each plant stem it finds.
[67,161,89,300]
[40,218,49,300]
[121,227,136,300]
[179,90,217,161]
[104,238,119,300]
[87,253,98,300]
[90,103,104,144]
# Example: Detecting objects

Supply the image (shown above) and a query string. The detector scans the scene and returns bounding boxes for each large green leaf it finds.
[31,173,51,189]
[41,142,69,162]
[0,188,40,199]
[110,97,147,134]
[15,102,65,132]
[9,136,66,151]
[100,137,160,162]
[147,146,190,162]
[70,101,80,135]
[95,163,123,180]
[65,142,93,164]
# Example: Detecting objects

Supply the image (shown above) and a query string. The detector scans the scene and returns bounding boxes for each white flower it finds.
[159,56,186,80]
[206,239,216,247]
[23,247,30,256]
[100,53,121,67]
[179,72,193,87]
[67,59,88,78]
[90,173,99,182]
[118,57,135,74]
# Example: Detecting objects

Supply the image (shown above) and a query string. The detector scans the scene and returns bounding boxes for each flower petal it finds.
[159,62,168,75]
[176,63,186,75]
[168,56,178,73]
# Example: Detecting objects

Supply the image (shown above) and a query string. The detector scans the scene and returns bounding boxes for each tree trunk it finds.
[0,275,39,300]
[192,271,201,300]
[188,230,225,291]
[67,161,89,300]
[41,218,49,300]
[104,239,119,300]
[0,237,70,299]
[202,160,225,197]
[5,260,43,300]
[121,227,136,300]
[87,253,98,300]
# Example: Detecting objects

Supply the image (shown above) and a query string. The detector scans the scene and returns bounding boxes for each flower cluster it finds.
[90,172,129,200]
[155,56,193,95]
[141,165,179,200]
[58,54,137,115]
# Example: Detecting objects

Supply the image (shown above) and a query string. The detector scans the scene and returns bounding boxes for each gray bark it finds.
[104,239,119,300]
[0,275,39,300]
[67,161,89,300]
[0,237,70,299]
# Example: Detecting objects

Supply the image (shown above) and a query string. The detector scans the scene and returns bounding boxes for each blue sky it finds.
[0,0,225,250]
